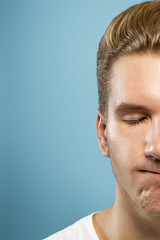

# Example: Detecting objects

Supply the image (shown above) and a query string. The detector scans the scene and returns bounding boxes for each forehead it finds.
[109,53,160,110]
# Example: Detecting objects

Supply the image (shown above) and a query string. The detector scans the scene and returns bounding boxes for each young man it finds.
[45,1,160,239]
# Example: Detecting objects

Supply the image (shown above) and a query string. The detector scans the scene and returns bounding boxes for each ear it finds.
[96,109,110,158]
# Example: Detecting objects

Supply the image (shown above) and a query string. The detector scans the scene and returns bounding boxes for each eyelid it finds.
[123,116,147,125]
[122,114,146,121]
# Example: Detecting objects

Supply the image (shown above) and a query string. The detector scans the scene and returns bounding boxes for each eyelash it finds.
[124,117,147,126]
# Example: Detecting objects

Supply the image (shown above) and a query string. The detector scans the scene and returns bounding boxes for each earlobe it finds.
[96,109,110,158]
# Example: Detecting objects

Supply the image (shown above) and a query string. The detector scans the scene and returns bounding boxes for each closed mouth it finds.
[140,170,160,175]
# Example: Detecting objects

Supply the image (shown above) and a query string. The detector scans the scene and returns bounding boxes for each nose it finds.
[145,120,160,160]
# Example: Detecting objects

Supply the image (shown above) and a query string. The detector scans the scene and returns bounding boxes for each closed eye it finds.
[124,117,147,125]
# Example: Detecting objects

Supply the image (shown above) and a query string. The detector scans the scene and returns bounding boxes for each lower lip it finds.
[141,170,160,177]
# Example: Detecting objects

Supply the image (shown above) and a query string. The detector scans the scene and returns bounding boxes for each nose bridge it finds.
[145,116,160,158]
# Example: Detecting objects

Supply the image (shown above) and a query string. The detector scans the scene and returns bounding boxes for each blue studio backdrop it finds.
[1,0,142,239]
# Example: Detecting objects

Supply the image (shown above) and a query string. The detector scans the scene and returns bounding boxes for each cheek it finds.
[106,125,146,176]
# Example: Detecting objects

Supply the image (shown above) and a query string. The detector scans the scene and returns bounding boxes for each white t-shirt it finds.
[43,213,99,240]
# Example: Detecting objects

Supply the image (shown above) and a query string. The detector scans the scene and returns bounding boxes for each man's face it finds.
[101,53,160,216]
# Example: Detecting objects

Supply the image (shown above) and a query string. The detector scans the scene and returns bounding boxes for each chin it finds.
[141,203,160,217]
[139,187,160,217]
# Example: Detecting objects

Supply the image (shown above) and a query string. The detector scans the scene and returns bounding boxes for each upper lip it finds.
[138,160,160,174]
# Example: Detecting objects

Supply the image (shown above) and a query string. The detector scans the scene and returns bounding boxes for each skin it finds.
[94,52,160,240]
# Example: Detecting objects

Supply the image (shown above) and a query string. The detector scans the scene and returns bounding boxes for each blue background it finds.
[1,0,142,239]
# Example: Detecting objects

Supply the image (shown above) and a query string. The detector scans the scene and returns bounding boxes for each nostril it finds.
[147,155,160,161]
[149,156,157,161]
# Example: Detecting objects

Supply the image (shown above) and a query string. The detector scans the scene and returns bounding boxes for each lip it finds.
[140,170,160,175]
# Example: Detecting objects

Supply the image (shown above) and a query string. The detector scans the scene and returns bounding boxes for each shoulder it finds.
[43,213,99,240]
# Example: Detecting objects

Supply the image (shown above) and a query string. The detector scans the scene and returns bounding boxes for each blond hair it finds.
[97,1,160,115]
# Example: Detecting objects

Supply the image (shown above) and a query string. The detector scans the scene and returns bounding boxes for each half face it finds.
[98,52,160,216]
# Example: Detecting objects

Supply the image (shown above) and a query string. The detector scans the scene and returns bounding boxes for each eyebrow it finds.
[114,103,150,116]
